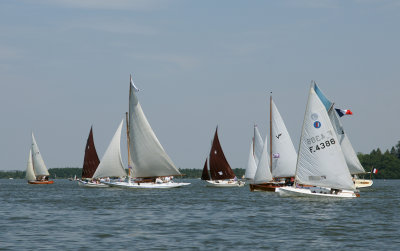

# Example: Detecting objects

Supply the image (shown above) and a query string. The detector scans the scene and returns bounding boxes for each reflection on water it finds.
[0,179,399,250]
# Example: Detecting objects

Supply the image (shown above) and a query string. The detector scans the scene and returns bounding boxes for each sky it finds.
[1,0,400,171]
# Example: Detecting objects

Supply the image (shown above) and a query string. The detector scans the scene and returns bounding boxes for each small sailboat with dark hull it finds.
[26,133,54,184]
[78,127,107,188]
[201,127,244,187]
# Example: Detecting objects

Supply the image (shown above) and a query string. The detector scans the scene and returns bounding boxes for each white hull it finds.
[354,179,373,188]
[78,180,109,188]
[205,180,245,187]
[279,186,359,198]
[105,181,190,189]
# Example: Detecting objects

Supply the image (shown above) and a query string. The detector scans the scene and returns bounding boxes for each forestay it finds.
[295,85,355,191]
[93,120,126,179]
[129,83,181,178]
[271,99,297,178]
[31,133,50,176]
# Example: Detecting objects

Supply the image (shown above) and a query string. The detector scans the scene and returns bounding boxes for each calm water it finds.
[0,179,399,250]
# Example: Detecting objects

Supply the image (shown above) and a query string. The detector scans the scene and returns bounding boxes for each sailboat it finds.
[26,133,54,184]
[81,120,127,188]
[78,127,101,186]
[106,75,190,189]
[279,83,359,198]
[201,127,244,187]
[249,96,297,192]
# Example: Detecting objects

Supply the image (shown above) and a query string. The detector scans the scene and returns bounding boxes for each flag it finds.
[372,168,378,174]
[273,153,280,158]
[335,108,353,117]
[130,74,140,92]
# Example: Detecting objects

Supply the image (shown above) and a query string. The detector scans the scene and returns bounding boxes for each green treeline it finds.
[2,141,400,179]
[358,141,400,179]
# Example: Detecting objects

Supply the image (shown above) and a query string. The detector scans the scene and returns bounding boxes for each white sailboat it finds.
[79,120,126,188]
[314,82,372,188]
[279,84,359,198]
[107,75,190,189]
[26,133,54,184]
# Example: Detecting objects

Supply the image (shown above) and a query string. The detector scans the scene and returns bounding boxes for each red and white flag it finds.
[372,168,378,174]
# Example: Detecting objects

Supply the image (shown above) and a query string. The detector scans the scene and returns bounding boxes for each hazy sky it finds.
[1,0,399,171]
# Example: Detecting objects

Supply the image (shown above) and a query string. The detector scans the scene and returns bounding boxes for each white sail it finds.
[31,133,50,176]
[253,135,273,184]
[253,125,264,165]
[244,141,257,180]
[295,85,355,191]
[25,149,36,181]
[93,120,126,179]
[328,109,365,174]
[271,99,297,178]
[129,83,181,178]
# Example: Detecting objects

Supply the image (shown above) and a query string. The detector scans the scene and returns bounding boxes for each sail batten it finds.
[129,83,181,178]
[93,120,126,179]
[295,85,355,191]
[82,127,100,179]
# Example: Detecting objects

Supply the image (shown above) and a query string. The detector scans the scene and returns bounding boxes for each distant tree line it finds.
[2,141,400,179]
[358,141,400,179]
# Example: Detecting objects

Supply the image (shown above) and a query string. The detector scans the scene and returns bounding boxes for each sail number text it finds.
[305,134,327,145]
[308,139,336,153]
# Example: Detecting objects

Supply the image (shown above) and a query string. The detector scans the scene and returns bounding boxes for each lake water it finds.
[0,179,399,250]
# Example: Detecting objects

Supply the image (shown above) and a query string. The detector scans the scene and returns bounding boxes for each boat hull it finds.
[78,180,109,188]
[105,181,190,189]
[28,180,54,184]
[205,180,245,187]
[249,183,281,192]
[279,186,359,198]
[354,179,373,188]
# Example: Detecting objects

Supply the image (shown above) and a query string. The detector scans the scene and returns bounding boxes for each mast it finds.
[269,93,272,173]
[126,111,131,179]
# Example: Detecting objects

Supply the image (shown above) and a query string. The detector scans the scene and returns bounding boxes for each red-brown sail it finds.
[209,128,236,180]
[81,127,100,179]
[201,158,210,180]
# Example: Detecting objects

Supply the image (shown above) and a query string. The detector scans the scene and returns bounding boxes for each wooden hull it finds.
[28,180,54,184]
[354,179,373,188]
[279,186,359,198]
[249,183,281,192]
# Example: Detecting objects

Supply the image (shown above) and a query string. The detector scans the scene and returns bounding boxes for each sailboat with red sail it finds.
[201,127,244,187]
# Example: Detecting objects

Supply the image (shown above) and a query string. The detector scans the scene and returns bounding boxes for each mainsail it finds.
[26,149,36,181]
[31,133,50,177]
[328,109,365,174]
[209,128,236,180]
[128,82,181,178]
[253,134,273,184]
[253,125,263,165]
[270,99,297,178]
[92,120,126,179]
[295,85,355,190]
[201,159,210,180]
[81,127,100,179]
[244,141,257,180]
